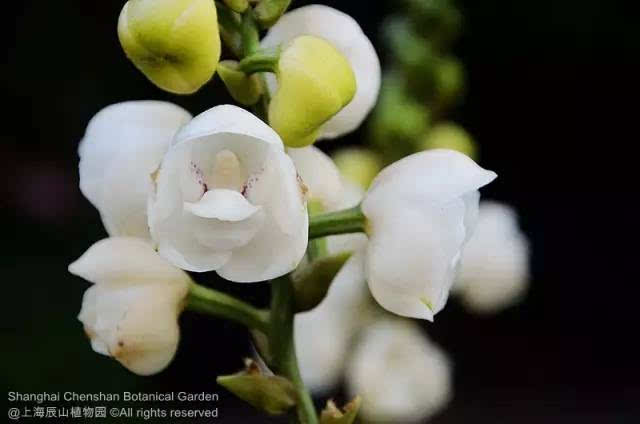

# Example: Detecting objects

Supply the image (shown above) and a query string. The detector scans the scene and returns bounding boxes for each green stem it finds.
[308,205,367,239]
[241,10,261,56]
[270,277,318,424]
[186,282,270,333]
[238,50,279,74]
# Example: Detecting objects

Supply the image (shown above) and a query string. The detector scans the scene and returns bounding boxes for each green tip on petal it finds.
[420,297,434,311]
[269,35,356,148]
[118,0,221,94]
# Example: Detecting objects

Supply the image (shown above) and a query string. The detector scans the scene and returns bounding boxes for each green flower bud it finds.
[433,56,466,107]
[255,0,293,28]
[269,35,356,147]
[217,60,263,106]
[420,123,478,159]
[118,0,221,94]
[221,0,248,13]
[369,74,430,161]
[332,148,383,189]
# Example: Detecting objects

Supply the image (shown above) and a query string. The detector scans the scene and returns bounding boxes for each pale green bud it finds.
[221,0,248,13]
[332,148,383,189]
[420,123,478,159]
[217,60,263,106]
[118,0,221,94]
[269,35,356,147]
[255,0,292,28]
[434,57,466,107]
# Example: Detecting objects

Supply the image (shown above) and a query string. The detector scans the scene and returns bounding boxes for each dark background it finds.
[3,0,639,422]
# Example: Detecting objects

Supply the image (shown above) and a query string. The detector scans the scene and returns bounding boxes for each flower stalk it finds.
[308,205,367,239]
[186,282,270,333]
[269,277,318,424]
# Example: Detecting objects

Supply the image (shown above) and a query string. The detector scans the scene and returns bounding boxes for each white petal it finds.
[454,202,530,313]
[184,189,261,221]
[261,5,381,139]
[79,101,191,239]
[365,195,476,320]
[363,149,497,219]
[346,319,452,423]
[217,149,308,282]
[288,146,343,209]
[148,105,292,274]
[68,237,191,287]
[80,283,182,375]
[173,104,283,151]
[295,309,349,394]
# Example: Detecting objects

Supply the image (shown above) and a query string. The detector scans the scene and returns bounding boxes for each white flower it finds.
[453,201,530,313]
[295,250,370,394]
[346,319,452,423]
[261,4,381,139]
[68,237,191,376]
[287,149,370,392]
[148,105,308,282]
[361,149,497,320]
[79,101,191,239]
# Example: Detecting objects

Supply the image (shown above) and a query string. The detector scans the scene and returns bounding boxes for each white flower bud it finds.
[69,238,191,375]
[79,101,191,239]
[361,149,497,320]
[454,201,530,313]
[346,319,452,423]
[261,5,381,140]
[148,105,308,282]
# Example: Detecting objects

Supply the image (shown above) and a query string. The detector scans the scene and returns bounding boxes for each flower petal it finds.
[68,237,191,287]
[79,101,191,239]
[288,146,343,210]
[261,5,381,139]
[363,149,496,219]
[454,201,530,313]
[184,189,261,221]
[217,149,308,282]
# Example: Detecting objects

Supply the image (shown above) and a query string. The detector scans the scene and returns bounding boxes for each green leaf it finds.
[291,252,352,312]
[217,359,297,415]
[320,397,362,424]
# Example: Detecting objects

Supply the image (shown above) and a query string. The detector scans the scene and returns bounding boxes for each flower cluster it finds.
[68,1,517,423]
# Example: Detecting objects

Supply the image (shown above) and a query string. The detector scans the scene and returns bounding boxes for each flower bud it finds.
[221,0,248,13]
[69,238,191,375]
[262,5,380,140]
[269,35,356,147]
[118,0,221,94]
[332,148,383,189]
[420,123,478,159]
[217,60,263,105]
[346,320,452,423]
[254,0,292,28]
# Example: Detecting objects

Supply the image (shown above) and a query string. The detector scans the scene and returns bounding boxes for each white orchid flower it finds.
[79,101,191,239]
[148,105,308,282]
[346,319,452,423]
[261,4,381,140]
[287,149,370,392]
[454,201,530,313]
[361,149,497,320]
[69,237,191,376]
